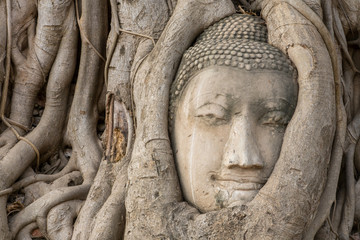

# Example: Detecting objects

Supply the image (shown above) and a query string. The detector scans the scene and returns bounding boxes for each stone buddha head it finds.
[169,14,298,213]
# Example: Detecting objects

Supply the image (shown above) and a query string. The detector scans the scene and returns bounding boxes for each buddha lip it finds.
[216,181,264,190]
[212,174,267,190]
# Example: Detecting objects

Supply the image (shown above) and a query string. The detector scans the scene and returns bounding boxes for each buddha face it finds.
[172,65,297,213]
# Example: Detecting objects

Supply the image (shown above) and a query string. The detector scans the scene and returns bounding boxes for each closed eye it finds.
[261,111,290,127]
[195,103,229,125]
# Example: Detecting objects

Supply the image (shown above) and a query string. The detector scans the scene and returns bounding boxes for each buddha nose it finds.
[222,115,264,169]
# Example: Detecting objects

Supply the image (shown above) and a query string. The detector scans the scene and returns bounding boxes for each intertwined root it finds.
[0,0,107,239]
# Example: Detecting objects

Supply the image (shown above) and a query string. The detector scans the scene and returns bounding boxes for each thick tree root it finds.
[47,200,83,240]
[66,0,107,185]
[71,160,113,240]
[0,2,77,237]
[88,157,130,240]
[8,0,73,128]
[261,0,345,238]
[0,156,76,197]
[15,222,36,240]
[67,1,107,239]
[21,171,83,206]
[9,184,90,239]
[0,0,74,160]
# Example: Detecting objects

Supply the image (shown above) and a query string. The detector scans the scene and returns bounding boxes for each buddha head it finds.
[169,14,298,213]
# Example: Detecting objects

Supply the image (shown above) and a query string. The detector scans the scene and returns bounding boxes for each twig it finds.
[1,0,12,116]
[238,5,247,14]
[104,34,117,87]
[118,28,156,47]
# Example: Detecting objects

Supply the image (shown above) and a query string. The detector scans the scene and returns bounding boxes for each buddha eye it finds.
[261,111,290,127]
[195,113,228,125]
[194,104,229,125]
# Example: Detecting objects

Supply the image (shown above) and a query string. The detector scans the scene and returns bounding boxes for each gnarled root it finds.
[88,157,130,240]
[0,2,78,237]
[15,222,37,240]
[0,0,74,156]
[0,1,77,186]
[0,154,76,197]
[69,0,108,239]
[47,200,83,240]
[9,184,90,239]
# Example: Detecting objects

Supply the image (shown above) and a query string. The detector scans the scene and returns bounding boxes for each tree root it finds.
[0,5,77,186]
[0,196,10,238]
[21,171,82,208]
[333,184,346,232]
[0,155,76,197]
[68,1,107,238]
[260,0,346,238]
[355,178,360,221]
[336,112,360,236]
[8,0,73,127]
[88,177,126,240]
[88,156,130,240]
[338,143,356,239]
[15,222,37,240]
[0,128,26,160]
[66,0,107,185]
[0,1,6,93]
[305,118,346,239]
[0,3,77,237]
[71,159,114,240]
[0,0,73,165]
[9,184,90,239]
[47,200,83,240]
[0,0,17,161]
